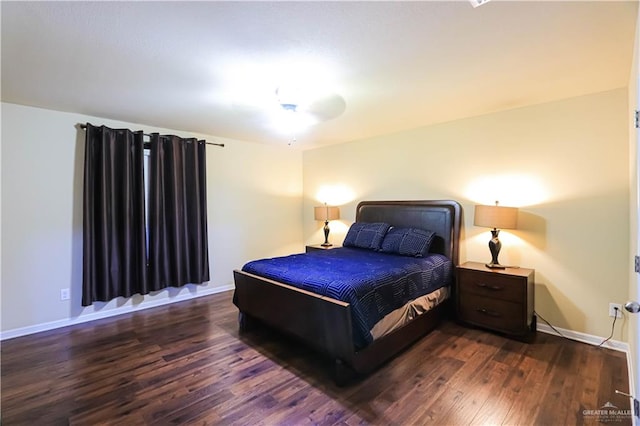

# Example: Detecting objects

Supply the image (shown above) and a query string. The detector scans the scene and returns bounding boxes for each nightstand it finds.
[456,261,535,339]
[305,244,341,253]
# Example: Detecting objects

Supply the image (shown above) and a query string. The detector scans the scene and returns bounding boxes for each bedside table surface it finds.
[458,261,533,278]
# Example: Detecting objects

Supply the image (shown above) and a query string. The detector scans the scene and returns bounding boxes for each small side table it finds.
[456,261,535,340]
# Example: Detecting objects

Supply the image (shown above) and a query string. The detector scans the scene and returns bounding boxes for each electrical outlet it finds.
[60,288,70,301]
[609,302,623,318]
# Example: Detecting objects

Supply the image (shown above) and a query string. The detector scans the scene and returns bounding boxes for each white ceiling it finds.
[1,1,637,149]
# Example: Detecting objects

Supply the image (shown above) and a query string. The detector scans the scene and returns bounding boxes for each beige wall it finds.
[1,102,303,335]
[304,88,629,340]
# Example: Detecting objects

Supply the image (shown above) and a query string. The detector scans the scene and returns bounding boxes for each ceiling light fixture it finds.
[271,86,318,142]
[280,103,298,113]
[276,85,310,111]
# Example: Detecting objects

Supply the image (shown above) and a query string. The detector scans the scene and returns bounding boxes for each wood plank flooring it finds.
[1,290,632,425]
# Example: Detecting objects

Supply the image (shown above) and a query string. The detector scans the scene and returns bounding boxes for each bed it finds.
[233,200,461,383]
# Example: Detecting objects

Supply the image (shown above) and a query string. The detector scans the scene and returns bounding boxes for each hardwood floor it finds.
[1,290,632,425]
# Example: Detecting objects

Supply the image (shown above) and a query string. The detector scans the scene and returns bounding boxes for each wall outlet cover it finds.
[609,303,623,318]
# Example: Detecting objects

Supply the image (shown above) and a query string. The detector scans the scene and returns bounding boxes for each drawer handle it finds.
[476,308,502,318]
[476,282,503,291]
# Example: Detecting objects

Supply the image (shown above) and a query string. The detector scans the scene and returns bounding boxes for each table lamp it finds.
[314,203,340,247]
[474,201,518,269]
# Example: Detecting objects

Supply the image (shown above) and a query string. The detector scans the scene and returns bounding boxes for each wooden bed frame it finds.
[233,200,462,383]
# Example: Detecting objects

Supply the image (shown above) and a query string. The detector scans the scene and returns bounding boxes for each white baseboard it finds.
[536,321,629,352]
[0,284,234,341]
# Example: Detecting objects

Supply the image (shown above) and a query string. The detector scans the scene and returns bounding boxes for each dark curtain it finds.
[82,124,148,306]
[148,134,210,290]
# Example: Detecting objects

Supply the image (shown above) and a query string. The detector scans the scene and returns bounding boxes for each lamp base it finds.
[321,220,332,247]
[485,263,519,270]
[485,262,506,269]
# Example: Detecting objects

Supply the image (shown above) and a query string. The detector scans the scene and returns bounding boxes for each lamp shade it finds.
[474,204,518,229]
[314,205,340,221]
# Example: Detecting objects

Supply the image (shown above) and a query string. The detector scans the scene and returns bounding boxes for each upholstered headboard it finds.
[355,200,462,266]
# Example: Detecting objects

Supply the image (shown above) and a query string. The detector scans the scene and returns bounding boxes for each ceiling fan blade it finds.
[303,93,346,122]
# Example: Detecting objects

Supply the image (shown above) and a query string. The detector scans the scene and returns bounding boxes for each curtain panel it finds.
[82,124,210,306]
[82,124,148,306]
[148,134,210,290]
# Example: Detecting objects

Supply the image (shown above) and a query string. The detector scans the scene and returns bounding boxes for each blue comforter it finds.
[241,247,452,348]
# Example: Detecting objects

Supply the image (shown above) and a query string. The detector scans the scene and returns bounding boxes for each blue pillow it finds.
[343,222,391,250]
[380,227,436,257]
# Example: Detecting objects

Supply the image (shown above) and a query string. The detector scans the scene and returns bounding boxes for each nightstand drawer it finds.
[458,269,524,303]
[458,294,525,334]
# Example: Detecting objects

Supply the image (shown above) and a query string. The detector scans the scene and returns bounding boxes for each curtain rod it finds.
[79,124,225,147]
